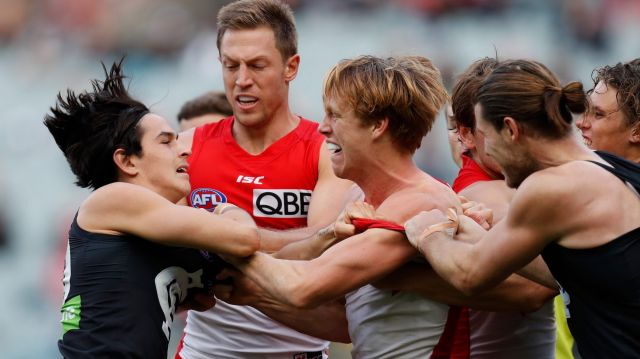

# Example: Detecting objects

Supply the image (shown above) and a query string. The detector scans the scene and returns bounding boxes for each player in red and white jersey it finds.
[175,1,354,358]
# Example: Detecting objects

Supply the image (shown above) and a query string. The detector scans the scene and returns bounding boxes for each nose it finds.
[576,113,590,130]
[235,65,253,87]
[318,115,331,136]
[178,140,192,158]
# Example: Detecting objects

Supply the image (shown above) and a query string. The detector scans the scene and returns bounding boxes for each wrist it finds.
[415,223,455,256]
[214,203,240,215]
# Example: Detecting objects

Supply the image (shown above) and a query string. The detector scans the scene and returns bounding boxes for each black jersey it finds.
[542,151,640,359]
[58,214,226,358]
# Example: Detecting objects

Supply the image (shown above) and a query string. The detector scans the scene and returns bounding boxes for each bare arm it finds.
[406,173,572,295]
[79,182,260,257]
[377,180,555,311]
[215,268,350,342]
[229,187,460,308]
[375,262,556,312]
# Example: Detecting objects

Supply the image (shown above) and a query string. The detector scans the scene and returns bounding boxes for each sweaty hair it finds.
[323,55,448,153]
[476,59,587,139]
[590,58,640,127]
[451,57,499,131]
[177,91,233,123]
[44,59,149,190]
[217,0,297,61]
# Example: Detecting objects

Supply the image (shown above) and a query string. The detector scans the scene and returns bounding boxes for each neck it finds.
[233,108,299,155]
[355,150,423,208]
[620,145,640,164]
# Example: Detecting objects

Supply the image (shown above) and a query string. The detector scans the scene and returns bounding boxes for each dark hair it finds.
[177,91,232,122]
[217,0,297,61]
[44,59,149,190]
[451,57,499,131]
[590,58,640,127]
[476,59,587,139]
[323,55,448,153]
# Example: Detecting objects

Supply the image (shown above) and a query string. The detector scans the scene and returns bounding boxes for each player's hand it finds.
[214,268,262,306]
[334,201,379,238]
[458,195,493,230]
[453,214,487,244]
[404,208,458,250]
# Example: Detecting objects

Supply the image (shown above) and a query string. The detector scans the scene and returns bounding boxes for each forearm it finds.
[377,262,556,312]
[417,231,481,295]
[250,297,350,343]
[258,225,322,253]
[516,256,558,289]
[274,224,337,260]
[232,252,320,308]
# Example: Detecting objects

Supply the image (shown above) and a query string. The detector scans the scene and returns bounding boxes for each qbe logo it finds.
[190,188,227,212]
[253,189,311,218]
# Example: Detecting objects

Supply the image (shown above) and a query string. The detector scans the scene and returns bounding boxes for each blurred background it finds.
[0,0,638,357]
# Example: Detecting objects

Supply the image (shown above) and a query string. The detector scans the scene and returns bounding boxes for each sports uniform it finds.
[541,151,640,359]
[349,211,469,358]
[179,117,329,359]
[58,215,223,358]
[453,154,556,359]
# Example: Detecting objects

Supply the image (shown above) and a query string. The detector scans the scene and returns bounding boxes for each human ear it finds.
[113,148,138,176]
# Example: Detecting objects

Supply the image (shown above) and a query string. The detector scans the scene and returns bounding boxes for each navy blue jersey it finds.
[58,214,226,358]
[542,151,640,359]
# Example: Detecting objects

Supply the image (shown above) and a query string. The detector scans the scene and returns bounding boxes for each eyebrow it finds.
[156,131,176,140]
[221,55,270,63]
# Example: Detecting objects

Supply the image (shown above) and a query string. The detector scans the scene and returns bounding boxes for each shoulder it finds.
[506,164,599,234]
[81,183,166,217]
[378,175,459,223]
[462,180,514,204]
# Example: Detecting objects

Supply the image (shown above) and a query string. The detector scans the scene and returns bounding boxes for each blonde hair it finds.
[217,0,297,61]
[323,55,448,153]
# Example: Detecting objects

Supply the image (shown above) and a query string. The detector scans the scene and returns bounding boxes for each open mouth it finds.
[237,95,258,106]
[582,136,592,147]
[326,142,342,154]
[177,165,189,174]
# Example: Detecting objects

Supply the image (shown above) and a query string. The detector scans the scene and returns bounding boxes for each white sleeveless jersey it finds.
[346,284,449,359]
[469,300,555,359]
[180,300,329,359]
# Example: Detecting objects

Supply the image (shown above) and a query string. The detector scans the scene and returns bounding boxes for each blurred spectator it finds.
[177,91,233,131]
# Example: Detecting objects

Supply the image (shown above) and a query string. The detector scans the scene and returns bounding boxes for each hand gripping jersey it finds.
[58,215,223,359]
[542,151,640,359]
[180,117,329,359]
[454,154,556,359]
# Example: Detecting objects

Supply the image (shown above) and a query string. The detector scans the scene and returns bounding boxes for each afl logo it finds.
[190,188,227,212]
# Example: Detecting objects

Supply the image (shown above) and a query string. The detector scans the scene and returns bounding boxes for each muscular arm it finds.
[230,185,460,308]
[79,182,260,257]
[375,262,556,312]
[215,268,350,342]
[378,179,555,310]
[408,173,573,295]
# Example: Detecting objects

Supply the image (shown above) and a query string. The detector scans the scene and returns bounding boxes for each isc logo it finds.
[190,188,227,212]
[253,189,311,218]
[236,175,264,184]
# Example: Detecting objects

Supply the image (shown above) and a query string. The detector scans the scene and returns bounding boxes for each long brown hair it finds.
[477,59,587,139]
